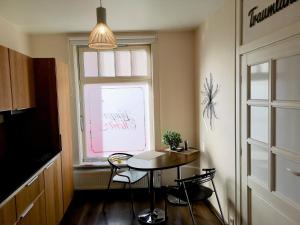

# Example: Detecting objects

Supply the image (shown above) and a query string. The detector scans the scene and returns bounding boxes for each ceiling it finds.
[0,0,224,34]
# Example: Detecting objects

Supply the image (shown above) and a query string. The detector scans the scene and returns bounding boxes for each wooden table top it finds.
[127,149,200,171]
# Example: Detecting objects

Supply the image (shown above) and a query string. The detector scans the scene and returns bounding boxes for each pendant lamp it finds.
[88,0,117,50]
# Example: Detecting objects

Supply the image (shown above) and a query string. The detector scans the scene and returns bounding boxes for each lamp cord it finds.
[100,0,102,7]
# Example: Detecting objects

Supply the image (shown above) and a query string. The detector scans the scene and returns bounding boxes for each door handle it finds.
[19,203,34,219]
[46,161,55,170]
[286,168,300,177]
[26,175,38,186]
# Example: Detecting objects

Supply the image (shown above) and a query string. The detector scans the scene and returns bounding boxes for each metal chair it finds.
[164,168,225,225]
[103,153,148,216]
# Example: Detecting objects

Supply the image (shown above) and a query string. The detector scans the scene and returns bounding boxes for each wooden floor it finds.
[60,190,222,225]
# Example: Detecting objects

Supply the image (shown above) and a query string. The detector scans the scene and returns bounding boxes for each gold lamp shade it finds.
[88,6,117,50]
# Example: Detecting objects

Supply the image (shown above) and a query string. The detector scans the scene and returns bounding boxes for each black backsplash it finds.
[0,109,60,202]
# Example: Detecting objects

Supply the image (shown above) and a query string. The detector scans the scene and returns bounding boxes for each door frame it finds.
[235,1,300,225]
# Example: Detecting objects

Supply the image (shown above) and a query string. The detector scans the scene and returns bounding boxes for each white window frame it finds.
[69,35,157,165]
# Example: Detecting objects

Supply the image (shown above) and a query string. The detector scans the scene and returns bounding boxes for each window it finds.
[78,46,153,160]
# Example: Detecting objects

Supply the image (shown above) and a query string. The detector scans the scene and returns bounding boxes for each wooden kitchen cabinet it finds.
[15,174,44,217]
[33,59,74,213]
[17,193,46,225]
[9,49,35,110]
[44,156,63,225]
[0,154,65,225]
[56,62,74,212]
[0,46,12,111]
[0,197,17,225]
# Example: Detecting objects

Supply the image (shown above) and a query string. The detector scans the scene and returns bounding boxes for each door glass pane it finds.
[250,144,268,185]
[276,54,300,101]
[250,62,269,100]
[131,49,148,76]
[83,52,98,77]
[276,155,300,206]
[83,83,150,158]
[250,106,268,143]
[115,51,131,76]
[99,51,115,77]
[275,108,300,154]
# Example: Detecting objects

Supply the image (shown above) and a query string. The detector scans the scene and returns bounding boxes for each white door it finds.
[241,35,300,225]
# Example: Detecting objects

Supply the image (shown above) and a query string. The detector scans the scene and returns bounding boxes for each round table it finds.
[127,149,200,225]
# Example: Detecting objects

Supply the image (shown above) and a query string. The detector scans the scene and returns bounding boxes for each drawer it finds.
[0,197,17,225]
[275,155,300,206]
[16,173,44,217]
[17,192,46,225]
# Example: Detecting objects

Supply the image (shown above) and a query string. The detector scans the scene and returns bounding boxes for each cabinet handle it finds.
[26,175,38,186]
[46,161,55,169]
[286,168,300,177]
[19,203,34,219]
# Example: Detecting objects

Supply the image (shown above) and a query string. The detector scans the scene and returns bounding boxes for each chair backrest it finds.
[176,168,216,186]
[107,153,133,169]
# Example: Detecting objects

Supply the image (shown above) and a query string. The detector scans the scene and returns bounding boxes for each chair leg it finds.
[147,172,150,193]
[128,182,135,217]
[183,183,196,225]
[103,168,114,213]
[212,180,225,225]
[164,187,168,220]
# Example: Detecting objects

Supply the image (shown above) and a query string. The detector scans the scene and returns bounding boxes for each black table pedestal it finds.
[138,170,166,225]
[138,208,165,225]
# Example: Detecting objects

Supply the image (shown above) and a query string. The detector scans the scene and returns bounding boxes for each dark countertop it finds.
[0,151,59,204]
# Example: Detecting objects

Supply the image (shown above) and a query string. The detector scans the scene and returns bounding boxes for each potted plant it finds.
[162,130,182,150]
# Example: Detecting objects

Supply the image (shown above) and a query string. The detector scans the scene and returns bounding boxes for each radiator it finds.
[74,168,161,190]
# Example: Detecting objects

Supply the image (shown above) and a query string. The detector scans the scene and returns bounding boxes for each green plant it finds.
[162,130,182,150]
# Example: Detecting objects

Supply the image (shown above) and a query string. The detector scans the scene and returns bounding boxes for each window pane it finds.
[83,84,149,158]
[276,54,300,101]
[250,144,268,186]
[83,52,98,77]
[131,49,148,76]
[99,51,115,77]
[275,108,300,154]
[275,155,300,207]
[250,106,268,143]
[250,63,269,100]
[115,51,131,76]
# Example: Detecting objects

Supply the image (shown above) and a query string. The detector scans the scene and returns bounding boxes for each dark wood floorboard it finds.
[60,190,222,225]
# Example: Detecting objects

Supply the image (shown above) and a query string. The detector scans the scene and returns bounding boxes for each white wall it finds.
[195,0,236,223]
[0,16,31,55]
[157,31,196,147]
[156,31,198,185]
[30,34,69,63]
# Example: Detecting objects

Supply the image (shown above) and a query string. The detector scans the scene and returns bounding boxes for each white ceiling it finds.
[0,0,224,34]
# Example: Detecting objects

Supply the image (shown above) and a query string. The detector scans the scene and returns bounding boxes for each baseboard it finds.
[206,200,227,225]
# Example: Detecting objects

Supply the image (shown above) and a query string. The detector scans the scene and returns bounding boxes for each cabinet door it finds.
[18,193,46,225]
[0,197,17,225]
[16,174,44,217]
[9,49,35,110]
[44,155,63,225]
[56,62,74,212]
[0,46,12,111]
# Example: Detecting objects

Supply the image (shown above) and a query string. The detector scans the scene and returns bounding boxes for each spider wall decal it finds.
[201,73,219,129]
